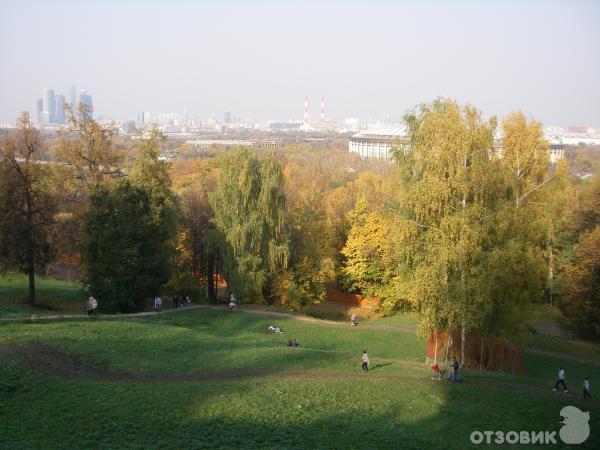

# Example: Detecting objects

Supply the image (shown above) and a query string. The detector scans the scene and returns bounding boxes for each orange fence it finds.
[325,291,380,308]
[427,330,523,375]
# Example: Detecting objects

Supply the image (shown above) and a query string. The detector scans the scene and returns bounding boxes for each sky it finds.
[1,0,599,126]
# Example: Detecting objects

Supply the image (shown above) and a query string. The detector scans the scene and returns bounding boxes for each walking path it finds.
[2,304,598,366]
[3,341,597,404]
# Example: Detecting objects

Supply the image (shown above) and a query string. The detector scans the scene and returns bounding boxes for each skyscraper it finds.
[42,88,55,123]
[36,98,43,124]
[55,95,66,124]
[79,89,94,119]
[69,85,78,110]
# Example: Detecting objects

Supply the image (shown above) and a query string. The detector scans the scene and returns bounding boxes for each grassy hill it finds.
[1,307,599,449]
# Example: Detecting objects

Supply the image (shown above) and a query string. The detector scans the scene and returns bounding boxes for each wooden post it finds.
[500,342,505,372]
[444,331,450,365]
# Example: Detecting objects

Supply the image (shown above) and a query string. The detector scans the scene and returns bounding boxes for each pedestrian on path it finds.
[154,296,162,313]
[351,313,358,327]
[361,350,369,371]
[89,297,98,316]
[553,368,568,393]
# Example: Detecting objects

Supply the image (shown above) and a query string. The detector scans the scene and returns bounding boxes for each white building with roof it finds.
[348,125,409,160]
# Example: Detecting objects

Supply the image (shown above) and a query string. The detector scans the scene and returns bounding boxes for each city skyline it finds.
[1,1,599,126]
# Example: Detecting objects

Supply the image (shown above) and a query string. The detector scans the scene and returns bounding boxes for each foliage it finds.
[0,113,56,306]
[83,180,175,312]
[370,101,553,345]
[209,148,289,302]
[164,269,203,301]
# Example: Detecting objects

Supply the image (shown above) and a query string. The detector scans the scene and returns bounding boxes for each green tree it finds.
[386,100,552,362]
[84,180,174,312]
[0,113,56,306]
[209,148,289,302]
[562,225,600,339]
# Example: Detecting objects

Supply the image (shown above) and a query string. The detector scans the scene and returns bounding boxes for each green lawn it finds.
[0,273,89,317]
[1,307,598,449]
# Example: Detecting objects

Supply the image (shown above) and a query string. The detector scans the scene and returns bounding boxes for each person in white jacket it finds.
[361,350,369,371]
[553,368,568,393]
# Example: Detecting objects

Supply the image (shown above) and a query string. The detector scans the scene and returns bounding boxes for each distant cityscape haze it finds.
[1,0,599,126]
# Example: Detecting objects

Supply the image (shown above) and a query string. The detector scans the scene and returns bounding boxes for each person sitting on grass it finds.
[553,368,568,393]
[361,350,369,371]
[288,338,299,347]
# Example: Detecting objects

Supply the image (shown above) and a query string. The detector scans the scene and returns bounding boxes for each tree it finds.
[384,101,552,362]
[57,105,123,187]
[559,173,600,337]
[562,225,600,339]
[0,113,56,306]
[209,148,289,302]
[84,180,174,312]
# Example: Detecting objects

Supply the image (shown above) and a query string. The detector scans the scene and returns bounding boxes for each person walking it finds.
[86,297,94,316]
[229,293,237,312]
[450,356,460,382]
[90,297,98,316]
[154,296,162,313]
[583,377,591,399]
[361,350,369,371]
[172,294,178,309]
[553,368,568,393]
[351,313,358,327]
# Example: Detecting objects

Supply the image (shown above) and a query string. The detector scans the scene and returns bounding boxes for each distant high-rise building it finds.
[138,111,151,123]
[55,95,66,124]
[36,98,43,124]
[69,85,78,112]
[42,88,55,123]
[79,89,94,119]
[224,111,232,123]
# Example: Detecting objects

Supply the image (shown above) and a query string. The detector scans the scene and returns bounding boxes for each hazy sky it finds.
[1,0,599,125]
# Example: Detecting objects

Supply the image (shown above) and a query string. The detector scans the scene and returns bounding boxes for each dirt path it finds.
[524,348,600,366]
[0,305,210,323]
[3,306,597,366]
[3,342,596,404]
[0,304,415,333]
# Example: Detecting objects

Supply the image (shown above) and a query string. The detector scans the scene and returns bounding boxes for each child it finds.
[583,377,591,399]
[361,350,369,371]
[553,368,568,393]
[431,363,441,380]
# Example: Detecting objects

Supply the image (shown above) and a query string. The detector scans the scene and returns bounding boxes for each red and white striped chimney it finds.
[320,96,325,123]
[304,96,309,124]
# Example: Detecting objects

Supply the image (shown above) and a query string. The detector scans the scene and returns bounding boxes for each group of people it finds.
[172,294,192,309]
[154,294,192,312]
[553,368,592,399]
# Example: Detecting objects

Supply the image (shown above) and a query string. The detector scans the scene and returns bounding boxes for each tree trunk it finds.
[548,242,554,305]
[461,320,466,366]
[27,263,36,307]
